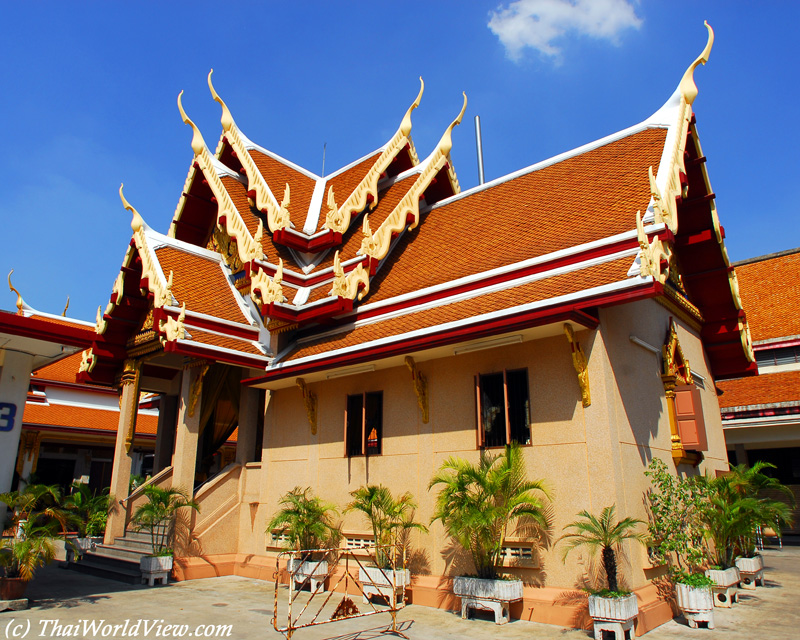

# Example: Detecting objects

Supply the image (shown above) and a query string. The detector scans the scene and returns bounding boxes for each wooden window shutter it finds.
[674,385,708,451]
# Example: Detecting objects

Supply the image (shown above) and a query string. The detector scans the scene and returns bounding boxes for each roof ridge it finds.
[734,247,800,267]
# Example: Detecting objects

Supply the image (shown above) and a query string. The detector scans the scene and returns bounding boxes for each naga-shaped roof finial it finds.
[62,296,70,317]
[177,90,207,156]
[119,183,144,233]
[7,269,24,312]
[207,69,235,132]
[399,77,424,137]
[435,92,468,158]
[679,21,714,106]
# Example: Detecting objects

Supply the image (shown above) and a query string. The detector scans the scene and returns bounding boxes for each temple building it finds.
[718,248,800,533]
[59,23,754,633]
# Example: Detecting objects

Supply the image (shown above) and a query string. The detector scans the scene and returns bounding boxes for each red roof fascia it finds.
[244,282,655,386]
[261,296,354,325]
[154,307,258,341]
[0,311,93,349]
[271,228,343,253]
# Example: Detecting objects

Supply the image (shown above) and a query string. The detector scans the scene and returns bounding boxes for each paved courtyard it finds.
[5,547,799,639]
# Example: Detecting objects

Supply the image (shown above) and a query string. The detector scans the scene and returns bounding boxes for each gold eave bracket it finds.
[296,378,318,435]
[564,324,590,407]
[405,357,429,423]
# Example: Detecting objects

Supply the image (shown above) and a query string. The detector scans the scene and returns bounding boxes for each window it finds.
[475,369,531,448]
[755,345,800,367]
[345,392,383,456]
[674,383,708,451]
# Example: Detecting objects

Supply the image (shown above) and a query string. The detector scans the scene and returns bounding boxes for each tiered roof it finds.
[77,22,755,391]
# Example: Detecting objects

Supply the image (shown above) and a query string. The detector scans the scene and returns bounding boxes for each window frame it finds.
[474,368,531,449]
[674,383,708,451]
[344,391,383,457]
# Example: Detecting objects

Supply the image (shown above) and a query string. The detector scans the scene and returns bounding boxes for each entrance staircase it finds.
[66,531,152,584]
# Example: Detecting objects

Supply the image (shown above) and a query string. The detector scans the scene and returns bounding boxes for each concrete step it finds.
[113,537,155,554]
[92,544,148,564]
[122,530,156,544]
[65,554,142,585]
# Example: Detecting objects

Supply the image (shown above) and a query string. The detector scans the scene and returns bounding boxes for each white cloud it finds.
[488,0,643,62]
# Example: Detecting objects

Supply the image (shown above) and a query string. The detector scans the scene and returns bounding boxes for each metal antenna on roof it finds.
[322,142,327,177]
[474,115,485,185]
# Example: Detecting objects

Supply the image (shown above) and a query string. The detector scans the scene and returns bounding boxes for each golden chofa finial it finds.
[208,69,235,132]
[679,21,714,106]
[7,269,24,312]
[119,183,144,233]
[399,77,425,137]
[436,92,468,158]
[62,296,70,317]
[177,90,207,156]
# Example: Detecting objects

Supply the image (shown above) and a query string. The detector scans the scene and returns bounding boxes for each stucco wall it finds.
[228,299,729,593]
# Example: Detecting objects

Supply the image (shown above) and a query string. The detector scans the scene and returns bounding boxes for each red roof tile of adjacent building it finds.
[718,370,800,410]
[734,249,800,342]
[23,403,158,435]
[31,352,88,386]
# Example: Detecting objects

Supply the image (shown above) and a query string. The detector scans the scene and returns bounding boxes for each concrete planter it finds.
[359,567,410,603]
[288,559,328,593]
[675,583,714,629]
[140,555,172,586]
[65,536,101,562]
[452,576,523,625]
[588,593,638,622]
[735,555,765,589]
[735,555,763,573]
[705,567,739,607]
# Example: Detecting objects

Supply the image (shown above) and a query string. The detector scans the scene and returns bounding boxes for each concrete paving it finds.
[4,547,799,639]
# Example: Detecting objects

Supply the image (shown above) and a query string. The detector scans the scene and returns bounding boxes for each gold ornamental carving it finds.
[636,211,672,285]
[329,251,370,301]
[324,185,344,232]
[324,78,425,235]
[209,226,244,274]
[15,431,42,475]
[7,270,24,313]
[188,362,209,418]
[564,324,591,408]
[78,349,96,374]
[660,319,693,464]
[208,70,290,236]
[359,93,467,264]
[251,259,287,306]
[296,378,318,435]
[178,89,264,263]
[159,303,187,343]
[121,359,142,454]
[404,356,429,423]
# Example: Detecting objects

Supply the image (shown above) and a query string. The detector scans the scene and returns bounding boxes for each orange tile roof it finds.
[315,152,382,233]
[187,327,265,357]
[734,250,800,342]
[32,352,87,385]
[286,256,632,361]
[717,370,800,409]
[363,128,667,305]
[249,150,316,230]
[27,314,92,330]
[155,246,249,325]
[23,403,158,435]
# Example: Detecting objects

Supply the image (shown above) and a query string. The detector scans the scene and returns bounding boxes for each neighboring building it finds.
[68,28,754,633]
[718,248,800,532]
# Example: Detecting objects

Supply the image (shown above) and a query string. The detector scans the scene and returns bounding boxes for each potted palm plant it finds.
[130,486,199,585]
[559,506,646,637]
[429,444,550,625]
[0,520,57,600]
[645,458,716,627]
[267,487,340,593]
[63,483,110,562]
[345,485,427,603]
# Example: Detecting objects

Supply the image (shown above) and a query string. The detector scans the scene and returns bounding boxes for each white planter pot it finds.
[140,555,174,574]
[452,576,523,602]
[588,594,638,622]
[705,567,740,588]
[359,566,410,588]
[453,576,523,625]
[735,555,763,573]
[288,558,328,579]
[675,583,714,613]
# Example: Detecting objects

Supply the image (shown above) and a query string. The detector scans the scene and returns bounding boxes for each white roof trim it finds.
[272,276,653,369]
[174,337,270,364]
[163,304,257,334]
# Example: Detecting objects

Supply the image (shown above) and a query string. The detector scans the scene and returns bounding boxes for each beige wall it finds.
[223,298,729,593]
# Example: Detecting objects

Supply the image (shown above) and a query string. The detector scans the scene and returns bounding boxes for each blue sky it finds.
[1,1,797,321]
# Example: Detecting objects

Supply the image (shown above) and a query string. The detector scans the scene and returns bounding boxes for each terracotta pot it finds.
[0,577,28,600]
